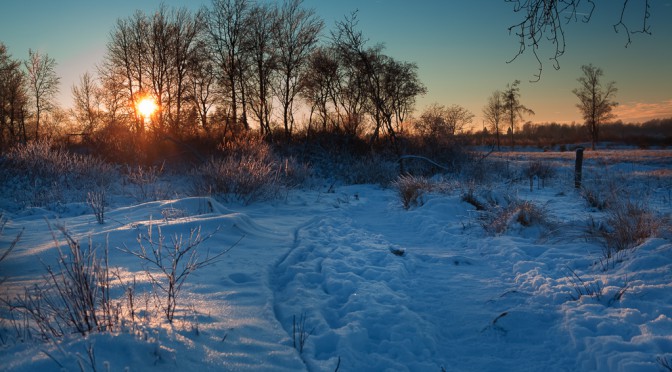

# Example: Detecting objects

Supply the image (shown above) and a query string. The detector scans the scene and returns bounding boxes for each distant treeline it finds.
[468,118,672,149]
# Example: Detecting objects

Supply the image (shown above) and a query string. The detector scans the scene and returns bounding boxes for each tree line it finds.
[0,0,663,161]
[1,0,430,157]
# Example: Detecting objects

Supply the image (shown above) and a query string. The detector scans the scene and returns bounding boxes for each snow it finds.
[1,150,671,371]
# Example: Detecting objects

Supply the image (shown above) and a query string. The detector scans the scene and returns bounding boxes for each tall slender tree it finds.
[483,90,505,151]
[502,80,534,151]
[25,49,60,140]
[0,43,29,148]
[572,64,617,150]
[273,0,323,139]
[71,71,102,134]
[244,2,279,137]
[206,0,251,131]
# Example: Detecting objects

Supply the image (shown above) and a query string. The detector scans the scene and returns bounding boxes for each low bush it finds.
[5,226,118,340]
[601,200,660,253]
[392,174,433,210]
[1,140,114,209]
[194,133,310,204]
[483,200,551,235]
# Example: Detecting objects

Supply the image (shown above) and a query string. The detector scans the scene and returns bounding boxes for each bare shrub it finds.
[125,163,166,202]
[195,156,282,205]
[565,267,603,301]
[602,201,660,253]
[484,200,550,235]
[2,140,114,209]
[392,174,433,210]
[293,312,314,354]
[87,188,107,224]
[461,182,488,211]
[6,226,117,340]
[194,134,287,204]
[523,160,556,191]
[121,223,238,323]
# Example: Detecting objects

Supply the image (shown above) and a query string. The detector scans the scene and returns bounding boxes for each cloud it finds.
[613,99,672,123]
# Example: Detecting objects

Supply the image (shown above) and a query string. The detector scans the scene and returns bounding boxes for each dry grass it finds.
[601,200,661,253]
[483,200,551,235]
[392,174,434,210]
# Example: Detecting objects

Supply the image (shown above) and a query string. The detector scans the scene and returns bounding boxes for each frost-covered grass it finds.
[0,148,671,371]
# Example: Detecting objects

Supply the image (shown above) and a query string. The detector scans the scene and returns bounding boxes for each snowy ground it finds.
[1,150,671,371]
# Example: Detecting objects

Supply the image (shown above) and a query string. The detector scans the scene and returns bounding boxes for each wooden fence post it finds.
[574,147,584,189]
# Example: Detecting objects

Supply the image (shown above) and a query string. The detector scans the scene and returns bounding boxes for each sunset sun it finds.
[137,96,157,118]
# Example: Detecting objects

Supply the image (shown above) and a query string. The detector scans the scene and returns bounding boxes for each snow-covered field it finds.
[1,150,671,371]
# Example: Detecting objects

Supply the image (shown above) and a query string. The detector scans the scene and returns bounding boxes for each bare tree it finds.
[387,60,426,137]
[0,43,29,148]
[103,13,149,133]
[330,12,370,137]
[507,0,653,80]
[483,90,505,151]
[302,46,341,133]
[187,39,217,133]
[502,80,534,150]
[103,6,205,136]
[71,72,102,135]
[416,103,472,139]
[443,104,474,136]
[273,0,324,139]
[331,11,423,148]
[573,64,617,150]
[25,49,60,140]
[167,7,205,134]
[244,2,279,137]
[206,0,251,131]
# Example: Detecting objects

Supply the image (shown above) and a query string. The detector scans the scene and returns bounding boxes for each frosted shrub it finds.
[121,223,234,323]
[195,155,282,205]
[6,227,118,339]
[194,134,288,204]
[125,163,166,202]
[392,174,433,210]
[5,140,113,187]
[2,140,114,208]
[522,160,556,191]
[601,200,660,253]
[483,200,550,235]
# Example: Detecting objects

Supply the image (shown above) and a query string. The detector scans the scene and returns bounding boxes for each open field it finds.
[1,148,671,371]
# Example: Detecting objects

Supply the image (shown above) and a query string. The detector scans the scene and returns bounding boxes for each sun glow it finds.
[137,97,157,118]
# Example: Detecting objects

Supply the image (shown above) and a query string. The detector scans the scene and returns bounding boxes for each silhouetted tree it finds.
[71,72,102,134]
[483,90,505,150]
[103,6,205,136]
[273,0,323,139]
[302,47,340,132]
[187,39,217,133]
[330,12,370,137]
[502,80,534,150]
[573,64,617,150]
[416,103,472,140]
[386,59,426,137]
[25,49,60,140]
[0,43,29,148]
[168,7,205,134]
[331,12,424,149]
[205,0,251,131]
[244,2,279,137]
[103,12,149,132]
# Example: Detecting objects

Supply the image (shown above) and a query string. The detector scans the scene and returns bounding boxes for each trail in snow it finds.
[271,186,579,371]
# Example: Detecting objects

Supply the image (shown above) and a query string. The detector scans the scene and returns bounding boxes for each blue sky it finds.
[1,0,671,125]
